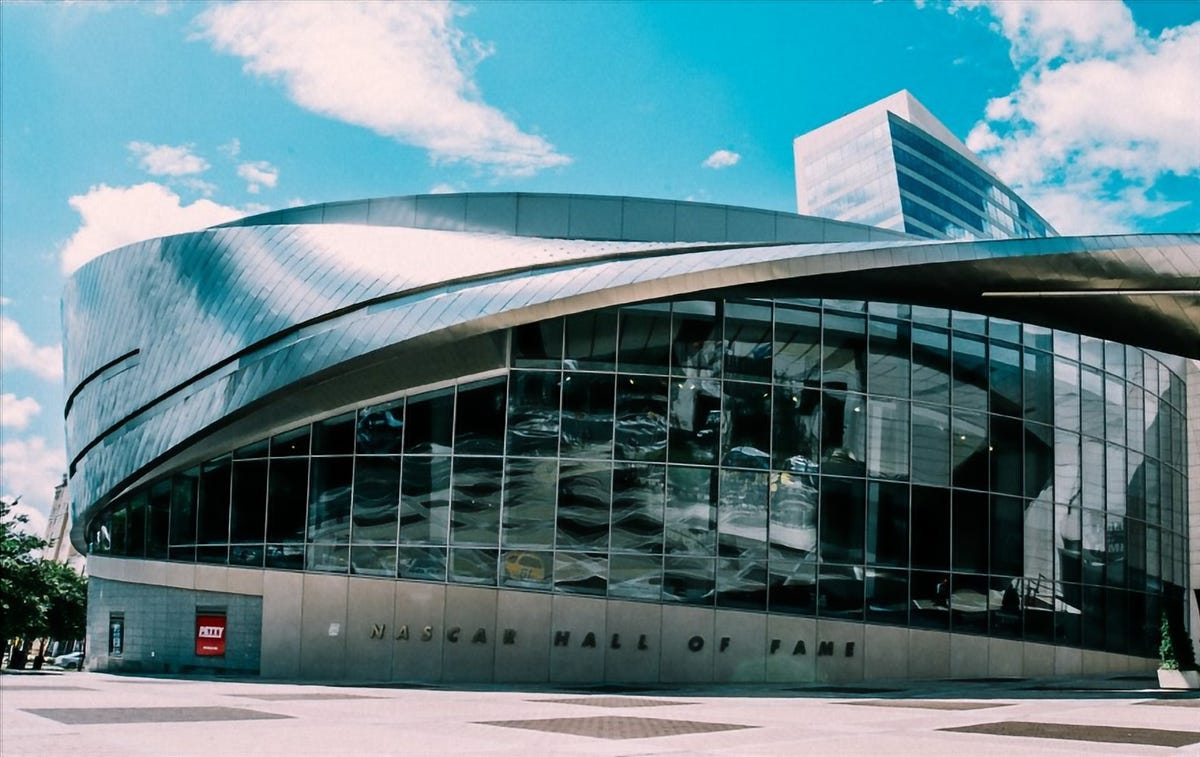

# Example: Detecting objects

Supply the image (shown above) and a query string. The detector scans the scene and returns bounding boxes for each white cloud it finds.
[195,1,570,177]
[0,296,11,306]
[0,318,63,382]
[0,394,42,430]
[702,150,741,169]
[948,1,1200,233]
[180,177,218,197]
[127,141,210,176]
[0,436,65,527]
[60,182,245,274]
[428,182,459,194]
[237,160,279,194]
[219,137,242,158]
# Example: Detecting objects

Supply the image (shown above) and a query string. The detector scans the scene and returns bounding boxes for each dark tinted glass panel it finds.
[560,372,614,458]
[773,305,820,383]
[229,544,263,567]
[264,544,303,570]
[108,508,126,555]
[820,391,865,476]
[450,457,502,546]
[512,320,563,369]
[197,458,231,544]
[989,344,1022,416]
[270,426,310,457]
[500,549,552,590]
[454,378,506,455]
[990,495,1023,577]
[399,455,450,545]
[564,311,618,371]
[952,490,988,573]
[822,313,865,392]
[266,457,308,542]
[554,551,607,595]
[866,481,908,567]
[949,573,989,633]
[866,567,908,625]
[507,371,561,457]
[125,491,146,558]
[910,570,950,630]
[312,412,355,456]
[306,543,348,573]
[990,317,1021,345]
[1023,350,1053,425]
[868,318,910,399]
[663,556,714,605]
[1023,323,1052,351]
[147,480,170,558]
[230,459,268,543]
[867,397,909,480]
[350,456,400,544]
[501,457,556,547]
[609,553,662,600]
[767,546,815,616]
[356,398,404,454]
[772,383,819,472]
[718,470,767,558]
[989,414,1022,496]
[951,410,988,490]
[449,548,497,585]
[716,557,767,610]
[195,545,227,565]
[911,486,950,571]
[819,564,863,620]
[911,327,950,406]
[770,471,817,556]
[307,456,353,543]
[397,546,446,581]
[952,335,987,411]
[913,404,951,487]
[1080,367,1104,439]
[615,375,668,462]
[169,468,198,545]
[668,378,720,464]
[819,477,865,564]
[404,389,454,454]
[671,301,721,378]
[1024,422,1053,499]
[665,465,716,555]
[611,463,664,553]
[1054,358,1081,432]
[721,381,770,469]
[556,461,611,549]
[723,302,772,381]
[351,544,396,577]
[617,304,671,375]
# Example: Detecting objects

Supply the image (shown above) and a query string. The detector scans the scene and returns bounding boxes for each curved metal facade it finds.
[63,193,1197,675]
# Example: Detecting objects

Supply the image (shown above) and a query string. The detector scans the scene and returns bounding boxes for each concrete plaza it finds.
[2,670,1198,755]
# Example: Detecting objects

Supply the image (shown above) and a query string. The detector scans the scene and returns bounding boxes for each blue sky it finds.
[1,0,1197,526]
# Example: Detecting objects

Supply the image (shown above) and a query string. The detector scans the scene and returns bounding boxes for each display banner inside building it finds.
[195,614,226,657]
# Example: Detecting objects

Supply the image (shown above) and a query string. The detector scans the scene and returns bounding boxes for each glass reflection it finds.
[94,295,1190,659]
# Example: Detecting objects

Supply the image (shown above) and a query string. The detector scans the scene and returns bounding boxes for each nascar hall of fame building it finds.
[67,92,1198,684]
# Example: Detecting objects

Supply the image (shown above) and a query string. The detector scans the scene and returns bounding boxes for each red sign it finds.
[195,614,226,657]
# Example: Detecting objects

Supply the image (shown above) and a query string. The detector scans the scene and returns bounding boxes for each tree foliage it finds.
[0,498,87,643]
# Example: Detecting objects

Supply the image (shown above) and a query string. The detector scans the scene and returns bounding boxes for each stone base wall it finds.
[85,574,261,675]
[86,556,1157,683]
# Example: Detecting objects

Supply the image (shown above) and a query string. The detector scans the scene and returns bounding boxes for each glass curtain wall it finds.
[88,298,1190,658]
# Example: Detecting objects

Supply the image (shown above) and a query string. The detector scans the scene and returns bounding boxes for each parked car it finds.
[53,651,82,670]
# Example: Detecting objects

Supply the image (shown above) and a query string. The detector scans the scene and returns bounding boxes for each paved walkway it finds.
[2,670,1198,755]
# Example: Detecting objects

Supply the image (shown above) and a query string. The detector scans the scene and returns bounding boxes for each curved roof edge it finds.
[212,192,914,244]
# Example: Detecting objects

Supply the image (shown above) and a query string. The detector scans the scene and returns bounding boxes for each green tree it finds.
[0,497,49,643]
[0,498,88,651]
